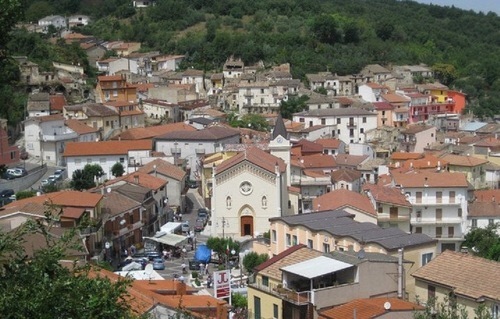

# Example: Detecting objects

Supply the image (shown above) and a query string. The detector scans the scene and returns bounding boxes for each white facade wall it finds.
[142,100,178,121]
[405,186,468,252]
[158,58,183,71]
[66,154,127,180]
[293,114,377,144]
[211,169,282,238]
[358,85,384,102]
[109,58,138,75]
[236,85,279,112]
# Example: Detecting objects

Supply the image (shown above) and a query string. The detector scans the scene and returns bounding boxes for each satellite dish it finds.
[145,264,153,276]
[384,301,392,310]
[107,187,111,193]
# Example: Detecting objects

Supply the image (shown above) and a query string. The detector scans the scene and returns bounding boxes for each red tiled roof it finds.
[473,189,500,202]
[440,154,488,167]
[50,94,67,112]
[319,297,424,319]
[293,154,337,169]
[391,170,468,188]
[4,190,102,209]
[138,159,186,181]
[65,119,99,135]
[363,184,411,207]
[335,154,368,167]
[216,147,286,175]
[97,75,123,82]
[112,123,197,140]
[293,139,323,154]
[62,207,85,219]
[331,168,362,182]
[468,201,500,218]
[115,172,167,190]
[313,189,376,216]
[254,244,306,272]
[372,101,394,111]
[64,140,152,157]
[397,154,448,170]
[390,152,422,161]
[381,93,409,103]
[314,138,342,149]
[474,137,500,148]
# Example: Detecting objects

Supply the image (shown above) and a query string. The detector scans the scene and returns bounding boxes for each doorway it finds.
[240,216,253,237]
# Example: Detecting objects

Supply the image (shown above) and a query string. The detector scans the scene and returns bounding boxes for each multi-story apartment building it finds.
[95,75,137,104]
[391,170,468,253]
[398,124,436,153]
[292,108,377,144]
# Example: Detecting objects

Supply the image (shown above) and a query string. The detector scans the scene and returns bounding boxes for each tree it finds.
[0,0,23,60]
[0,211,141,318]
[15,189,37,200]
[111,162,125,177]
[242,252,268,274]
[70,164,104,191]
[310,15,341,45]
[280,95,310,119]
[413,296,493,319]
[432,63,458,86]
[462,224,500,261]
[206,237,240,265]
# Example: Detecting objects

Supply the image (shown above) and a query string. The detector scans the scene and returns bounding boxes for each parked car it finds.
[181,221,190,233]
[144,250,162,261]
[194,218,204,232]
[6,168,26,178]
[152,258,165,270]
[197,208,209,225]
[187,180,198,189]
[54,169,65,179]
[41,179,52,187]
[0,189,14,198]
[48,175,58,183]
[2,171,15,180]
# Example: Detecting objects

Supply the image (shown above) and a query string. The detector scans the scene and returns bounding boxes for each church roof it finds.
[215,147,286,175]
[272,113,288,140]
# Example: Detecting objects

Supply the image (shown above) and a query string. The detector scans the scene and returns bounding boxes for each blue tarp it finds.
[194,245,211,263]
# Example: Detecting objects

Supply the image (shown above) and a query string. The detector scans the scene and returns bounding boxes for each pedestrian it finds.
[163,249,168,260]
[205,263,209,275]
[181,263,186,274]
[179,213,183,221]
[130,244,136,256]
[199,263,205,275]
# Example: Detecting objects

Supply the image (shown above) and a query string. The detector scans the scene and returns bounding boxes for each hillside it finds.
[8,0,500,119]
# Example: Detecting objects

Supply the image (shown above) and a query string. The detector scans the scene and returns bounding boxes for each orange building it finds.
[96,75,137,103]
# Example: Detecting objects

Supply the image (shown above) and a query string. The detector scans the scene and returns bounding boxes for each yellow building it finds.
[413,250,500,318]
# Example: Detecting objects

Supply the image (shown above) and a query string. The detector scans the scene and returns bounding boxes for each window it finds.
[75,159,81,164]
[273,304,279,319]
[449,191,455,203]
[448,226,454,238]
[286,234,291,246]
[323,243,330,253]
[349,129,354,137]
[119,157,125,163]
[491,304,499,319]
[436,227,442,238]
[360,128,364,134]
[299,118,304,123]
[292,235,298,245]
[362,117,367,123]
[226,196,232,208]
[377,204,383,214]
[428,285,436,300]
[262,276,269,287]
[321,118,326,125]
[416,192,422,203]
[336,118,341,124]
[458,208,462,218]
[262,196,267,208]
[254,296,261,319]
[260,89,264,94]
[105,120,110,127]
[489,219,494,226]
[113,90,118,97]
[271,230,276,243]
[415,227,422,234]
[436,191,442,203]
[436,209,442,221]
[337,129,341,135]
[87,158,92,164]
[422,253,433,266]
[472,219,477,228]
[307,239,313,249]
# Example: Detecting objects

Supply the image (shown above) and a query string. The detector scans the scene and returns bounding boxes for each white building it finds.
[154,126,240,180]
[141,98,180,122]
[236,81,280,114]
[68,15,90,27]
[156,55,184,71]
[391,170,468,253]
[292,107,377,144]
[210,146,288,239]
[63,140,152,180]
[38,15,67,32]
[24,115,78,166]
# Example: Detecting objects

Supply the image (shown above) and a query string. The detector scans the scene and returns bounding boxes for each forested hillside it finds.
[9,0,500,118]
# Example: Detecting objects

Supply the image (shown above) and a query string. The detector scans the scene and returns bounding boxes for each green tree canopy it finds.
[111,162,125,177]
[242,252,268,274]
[462,224,500,261]
[280,95,310,119]
[0,212,141,318]
[70,164,104,191]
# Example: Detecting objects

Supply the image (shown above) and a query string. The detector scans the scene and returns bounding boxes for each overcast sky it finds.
[413,0,499,14]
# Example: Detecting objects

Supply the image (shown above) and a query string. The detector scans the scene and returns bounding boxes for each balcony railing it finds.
[347,122,356,128]
[195,148,205,154]
[41,130,78,142]
[250,282,311,306]
[171,148,181,154]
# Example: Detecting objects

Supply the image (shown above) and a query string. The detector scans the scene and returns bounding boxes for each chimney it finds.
[176,281,187,296]
[134,175,139,184]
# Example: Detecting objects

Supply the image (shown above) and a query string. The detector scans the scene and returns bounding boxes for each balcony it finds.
[79,219,103,236]
[170,148,181,154]
[243,91,253,97]
[411,217,463,225]
[41,129,78,142]
[195,148,205,154]
[250,282,311,306]
[347,122,356,128]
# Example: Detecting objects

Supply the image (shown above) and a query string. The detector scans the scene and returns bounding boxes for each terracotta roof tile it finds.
[113,123,196,140]
[319,297,424,319]
[49,94,67,112]
[474,137,500,148]
[3,190,102,210]
[294,154,337,169]
[64,140,152,157]
[362,184,411,207]
[314,138,342,149]
[391,170,468,188]
[138,159,186,181]
[216,147,286,175]
[313,189,376,216]
[440,154,488,167]
[98,75,123,82]
[396,154,448,170]
[403,124,435,134]
[473,189,500,202]
[118,172,167,190]
[335,154,368,167]
[331,169,362,182]
[468,201,500,218]
[65,119,99,135]
[372,101,394,110]
[293,139,323,154]
[412,250,500,301]
[390,152,422,161]
[382,93,410,103]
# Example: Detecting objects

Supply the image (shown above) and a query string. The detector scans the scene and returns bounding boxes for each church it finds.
[209,115,295,239]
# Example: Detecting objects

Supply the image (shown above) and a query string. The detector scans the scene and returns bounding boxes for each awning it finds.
[281,256,353,279]
[160,222,182,233]
[144,233,187,247]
